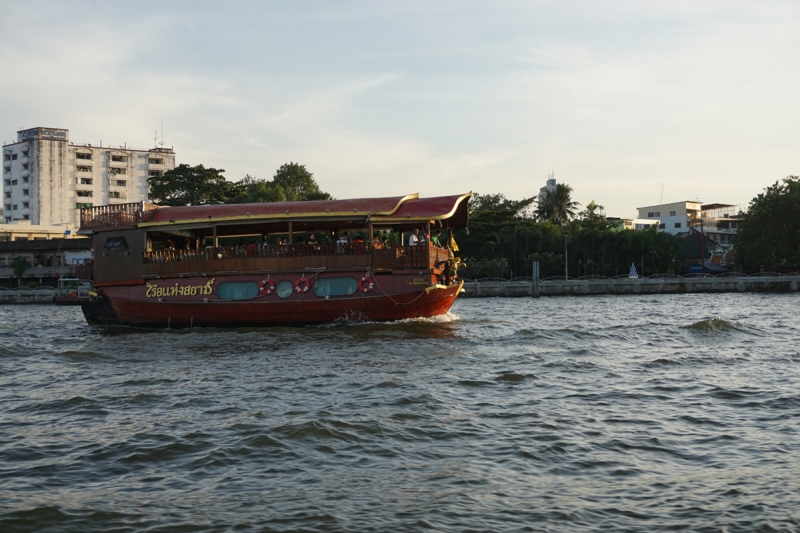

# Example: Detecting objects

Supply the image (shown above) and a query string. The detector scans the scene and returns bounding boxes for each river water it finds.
[1,293,799,533]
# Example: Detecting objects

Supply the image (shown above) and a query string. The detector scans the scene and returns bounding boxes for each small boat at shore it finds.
[53,277,92,306]
[76,193,470,327]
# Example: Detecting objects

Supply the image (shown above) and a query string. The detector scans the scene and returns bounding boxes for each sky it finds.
[1,0,797,218]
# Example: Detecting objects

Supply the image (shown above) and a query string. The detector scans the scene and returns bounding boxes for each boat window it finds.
[217,282,259,300]
[313,277,358,297]
[103,237,128,251]
[276,280,294,299]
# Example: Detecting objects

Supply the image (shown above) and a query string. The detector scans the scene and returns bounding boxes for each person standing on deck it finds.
[431,230,442,247]
[336,231,350,254]
[408,228,420,246]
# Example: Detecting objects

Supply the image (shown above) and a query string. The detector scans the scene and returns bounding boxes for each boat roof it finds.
[81,193,471,233]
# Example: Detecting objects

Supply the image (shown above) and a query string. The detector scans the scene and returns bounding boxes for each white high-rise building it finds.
[2,127,175,227]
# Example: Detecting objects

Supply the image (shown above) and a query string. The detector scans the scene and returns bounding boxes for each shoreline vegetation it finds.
[146,164,800,277]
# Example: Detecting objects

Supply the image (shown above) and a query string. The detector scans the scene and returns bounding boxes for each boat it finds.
[76,193,470,327]
[53,277,92,305]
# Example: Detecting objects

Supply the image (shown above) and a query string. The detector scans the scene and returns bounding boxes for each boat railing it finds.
[80,202,159,230]
[142,243,451,270]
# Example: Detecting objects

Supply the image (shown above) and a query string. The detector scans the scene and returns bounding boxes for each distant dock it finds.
[462,275,800,297]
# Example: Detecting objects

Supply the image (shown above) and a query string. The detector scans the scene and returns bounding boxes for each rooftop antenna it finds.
[153,129,159,148]
[660,183,664,204]
[159,121,165,148]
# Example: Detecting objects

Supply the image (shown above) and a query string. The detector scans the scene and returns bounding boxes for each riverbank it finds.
[462,275,800,297]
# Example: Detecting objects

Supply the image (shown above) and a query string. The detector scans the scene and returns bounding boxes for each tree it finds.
[579,200,609,230]
[736,176,800,272]
[536,183,580,226]
[229,175,287,204]
[272,162,330,201]
[11,256,29,287]
[149,164,232,206]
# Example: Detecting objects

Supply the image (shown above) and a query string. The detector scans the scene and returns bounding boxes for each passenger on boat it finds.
[353,235,364,254]
[336,232,350,254]
[431,230,442,247]
[408,229,420,246]
[380,236,390,249]
[307,233,318,245]
[372,236,383,250]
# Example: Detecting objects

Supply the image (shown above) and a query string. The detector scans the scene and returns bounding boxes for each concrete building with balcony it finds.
[697,203,739,247]
[2,127,175,227]
[0,219,85,242]
[636,201,702,235]
[637,200,740,248]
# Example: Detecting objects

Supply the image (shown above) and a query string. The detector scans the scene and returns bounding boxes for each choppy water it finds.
[1,293,799,533]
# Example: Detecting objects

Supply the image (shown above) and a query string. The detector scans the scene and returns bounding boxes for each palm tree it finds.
[537,183,580,227]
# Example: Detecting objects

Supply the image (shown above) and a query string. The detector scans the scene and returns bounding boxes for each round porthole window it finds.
[276,280,294,299]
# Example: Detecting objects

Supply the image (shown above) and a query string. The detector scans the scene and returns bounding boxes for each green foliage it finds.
[25,281,39,289]
[460,257,509,279]
[148,163,331,206]
[271,162,331,202]
[457,191,685,278]
[11,256,29,284]
[229,175,288,204]
[737,176,800,272]
[536,183,580,226]
[579,200,610,230]
[149,164,231,206]
[524,252,564,278]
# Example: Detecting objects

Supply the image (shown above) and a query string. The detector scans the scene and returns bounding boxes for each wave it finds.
[682,317,744,333]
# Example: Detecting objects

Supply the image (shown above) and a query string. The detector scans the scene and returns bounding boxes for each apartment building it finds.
[698,203,739,246]
[636,200,739,247]
[636,201,702,235]
[2,127,175,227]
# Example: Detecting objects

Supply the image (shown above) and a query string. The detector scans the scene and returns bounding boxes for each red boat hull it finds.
[104,282,462,327]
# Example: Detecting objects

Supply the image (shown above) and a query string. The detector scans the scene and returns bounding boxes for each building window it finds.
[4,192,9,199]
[11,154,17,160]
[4,205,10,211]
[22,214,28,220]
[77,166,92,173]
[103,236,128,251]
[11,180,17,185]
[110,167,127,175]
[80,178,93,185]
[109,191,121,199]
[670,210,676,216]
[22,163,28,170]
[3,180,8,186]
[3,154,9,161]
[659,223,665,229]
[4,217,9,223]
[76,202,93,209]
[674,222,681,228]
[22,177,28,183]
[12,204,17,210]
[116,180,127,187]
[22,202,29,208]
[76,153,92,160]
[111,155,127,162]
[22,189,28,196]
[654,211,661,217]
[76,190,93,197]
[148,158,163,164]
[148,170,163,177]
[647,212,654,217]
